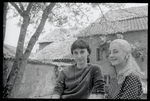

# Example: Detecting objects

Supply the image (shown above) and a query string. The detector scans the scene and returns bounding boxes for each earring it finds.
[126,55,129,59]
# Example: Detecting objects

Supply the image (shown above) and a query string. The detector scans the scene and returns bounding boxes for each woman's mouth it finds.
[78,59,83,62]
[111,59,117,62]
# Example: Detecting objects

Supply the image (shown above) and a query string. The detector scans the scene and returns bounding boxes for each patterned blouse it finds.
[105,73,143,99]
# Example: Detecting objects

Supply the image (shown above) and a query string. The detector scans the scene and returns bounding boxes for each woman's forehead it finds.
[109,43,121,50]
[73,48,87,51]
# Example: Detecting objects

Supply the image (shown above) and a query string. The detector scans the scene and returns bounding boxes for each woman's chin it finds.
[111,62,118,66]
[78,62,84,65]
[77,61,86,66]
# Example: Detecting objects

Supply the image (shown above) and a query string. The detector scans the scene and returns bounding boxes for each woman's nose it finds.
[77,53,82,58]
[109,53,113,58]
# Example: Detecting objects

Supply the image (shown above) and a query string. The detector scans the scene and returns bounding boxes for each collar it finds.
[117,56,132,84]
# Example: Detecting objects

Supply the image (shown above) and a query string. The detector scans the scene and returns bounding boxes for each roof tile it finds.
[77,5,148,37]
[38,28,81,43]
[31,37,77,60]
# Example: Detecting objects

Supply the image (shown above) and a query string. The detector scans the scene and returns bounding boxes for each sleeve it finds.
[52,70,66,96]
[91,65,105,95]
[115,74,143,99]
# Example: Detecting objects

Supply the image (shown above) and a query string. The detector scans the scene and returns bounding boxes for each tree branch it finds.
[75,3,90,21]
[10,2,23,17]
[97,4,108,22]
[18,3,24,12]
[24,3,56,58]
[46,3,56,15]
[51,11,60,21]
[24,3,33,16]
[118,5,143,17]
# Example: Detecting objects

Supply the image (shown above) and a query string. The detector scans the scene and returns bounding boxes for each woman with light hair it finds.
[105,39,144,99]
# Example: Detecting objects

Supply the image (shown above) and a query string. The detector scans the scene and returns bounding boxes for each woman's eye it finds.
[113,50,118,54]
[74,52,78,55]
[80,51,84,54]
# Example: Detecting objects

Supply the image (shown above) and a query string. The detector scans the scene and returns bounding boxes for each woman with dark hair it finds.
[51,39,105,99]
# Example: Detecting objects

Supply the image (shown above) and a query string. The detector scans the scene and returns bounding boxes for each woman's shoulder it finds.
[89,63,102,71]
[125,73,141,83]
[122,73,143,92]
[62,64,75,73]
[89,63,100,67]
[127,73,140,79]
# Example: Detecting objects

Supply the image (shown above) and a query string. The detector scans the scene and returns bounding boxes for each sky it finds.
[4,3,148,53]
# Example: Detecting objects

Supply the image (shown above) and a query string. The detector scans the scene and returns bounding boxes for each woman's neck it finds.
[77,63,87,69]
[115,59,128,74]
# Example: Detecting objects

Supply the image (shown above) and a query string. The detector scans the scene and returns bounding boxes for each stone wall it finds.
[3,59,57,98]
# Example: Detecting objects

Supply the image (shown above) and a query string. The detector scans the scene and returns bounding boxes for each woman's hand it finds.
[51,94,60,99]
[88,94,104,99]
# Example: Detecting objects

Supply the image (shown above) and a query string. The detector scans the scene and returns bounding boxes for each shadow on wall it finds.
[3,58,57,98]
[28,71,56,98]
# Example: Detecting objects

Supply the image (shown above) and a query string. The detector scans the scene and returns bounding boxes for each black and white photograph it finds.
[3,2,147,99]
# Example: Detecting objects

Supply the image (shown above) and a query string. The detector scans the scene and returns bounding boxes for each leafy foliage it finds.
[131,43,147,62]
[97,34,147,62]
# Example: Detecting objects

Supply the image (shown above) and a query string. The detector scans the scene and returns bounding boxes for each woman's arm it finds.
[91,65,105,99]
[115,74,143,99]
[51,70,66,99]
[51,94,61,99]
[88,94,105,99]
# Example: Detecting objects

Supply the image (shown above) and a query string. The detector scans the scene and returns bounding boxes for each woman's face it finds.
[109,43,127,67]
[73,48,89,66]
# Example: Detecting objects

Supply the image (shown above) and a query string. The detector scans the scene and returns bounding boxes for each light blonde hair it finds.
[110,39,131,54]
[110,39,145,83]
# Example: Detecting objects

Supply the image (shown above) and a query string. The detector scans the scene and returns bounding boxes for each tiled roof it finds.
[38,28,81,44]
[3,44,53,65]
[104,5,148,21]
[76,5,148,37]
[3,53,57,66]
[31,37,77,61]
[3,44,16,57]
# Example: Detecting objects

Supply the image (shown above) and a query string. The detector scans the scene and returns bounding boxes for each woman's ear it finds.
[87,55,90,63]
[88,51,90,56]
[125,53,129,59]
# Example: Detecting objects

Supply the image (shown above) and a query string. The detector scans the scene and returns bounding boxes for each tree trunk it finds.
[3,16,30,98]
[3,2,8,90]
[11,3,56,97]
[3,3,56,98]
[3,3,32,98]
[3,2,8,45]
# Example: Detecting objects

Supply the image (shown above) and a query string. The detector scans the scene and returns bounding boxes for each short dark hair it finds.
[71,39,91,55]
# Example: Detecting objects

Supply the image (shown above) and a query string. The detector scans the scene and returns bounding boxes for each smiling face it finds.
[109,43,127,67]
[73,48,89,66]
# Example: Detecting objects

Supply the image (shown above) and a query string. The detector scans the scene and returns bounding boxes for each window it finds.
[104,75,110,93]
[104,75,110,86]
[97,48,103,61]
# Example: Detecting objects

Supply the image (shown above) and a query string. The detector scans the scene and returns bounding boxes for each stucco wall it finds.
[4,59,56,98]
[123,30,147,48]
[39,42,52,51]
[79,30,147,76]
